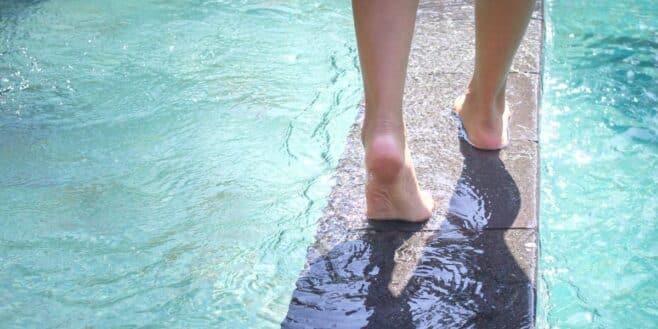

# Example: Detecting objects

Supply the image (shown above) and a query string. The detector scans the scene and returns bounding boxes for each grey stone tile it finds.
[532,0,544,20]
[508,72,540,142]
[418,0,473,22]
[316,137,538,233]
[420,0,543,21]
[410,10,475,76]
[286,0,542,327]
[282,229,536,328]
[512,18,543,74]
[444,139,538,230]
[499,140,539,229]
[413,0,544,75]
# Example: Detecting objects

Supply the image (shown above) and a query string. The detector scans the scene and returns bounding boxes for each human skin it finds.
[352,0,536,221]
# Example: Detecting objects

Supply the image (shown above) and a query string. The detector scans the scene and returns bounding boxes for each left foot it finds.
[453,92,510,150]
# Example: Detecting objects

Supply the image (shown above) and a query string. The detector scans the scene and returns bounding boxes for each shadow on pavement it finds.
[282,138,534,329]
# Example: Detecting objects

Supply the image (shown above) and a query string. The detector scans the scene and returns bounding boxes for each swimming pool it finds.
[539,0,657,327]
[3,0,656,327]
[0,1,360,327]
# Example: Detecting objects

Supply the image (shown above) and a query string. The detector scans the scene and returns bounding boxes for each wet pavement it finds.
[282,0,543,328]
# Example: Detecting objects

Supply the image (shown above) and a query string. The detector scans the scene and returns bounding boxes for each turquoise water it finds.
[4,0,657,327]
[539,0,657,328]
[0,1,360,327]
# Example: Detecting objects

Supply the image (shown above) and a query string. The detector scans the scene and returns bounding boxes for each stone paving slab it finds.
[283,0,542,327]
[314,143,538,234]
[508,73,540,142]
[282,229,536,328]
[412,2,542,75]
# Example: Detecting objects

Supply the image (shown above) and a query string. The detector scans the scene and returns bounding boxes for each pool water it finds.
[0,1,360,327]
[539,0,657,327]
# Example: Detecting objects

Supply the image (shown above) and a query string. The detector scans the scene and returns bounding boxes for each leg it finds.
[455,0,537,150]
[352,0,433,222]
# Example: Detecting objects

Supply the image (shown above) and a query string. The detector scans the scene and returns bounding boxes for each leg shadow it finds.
[282,138,534,328]
[402,139,534,328]
[281,225,422,329]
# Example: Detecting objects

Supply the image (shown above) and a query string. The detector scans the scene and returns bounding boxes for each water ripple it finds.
[0,0,361,327]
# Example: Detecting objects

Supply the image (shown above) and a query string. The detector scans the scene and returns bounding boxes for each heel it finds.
[365,135,404,183]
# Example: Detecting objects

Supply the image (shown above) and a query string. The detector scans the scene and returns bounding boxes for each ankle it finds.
[462,87,506,119]
[466,78,507,114]
[361,115,405,145]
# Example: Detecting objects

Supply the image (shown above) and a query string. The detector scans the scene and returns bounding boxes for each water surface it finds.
[0,1,360,327]
[539,1,657,327]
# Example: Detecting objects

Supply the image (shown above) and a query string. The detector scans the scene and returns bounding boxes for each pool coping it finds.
[283,0,544,327]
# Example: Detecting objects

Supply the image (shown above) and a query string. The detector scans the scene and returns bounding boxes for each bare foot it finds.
[364,133,434,222]
[453,93,510,150]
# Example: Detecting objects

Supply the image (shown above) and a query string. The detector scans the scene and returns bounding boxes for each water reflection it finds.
[283,139,534,328]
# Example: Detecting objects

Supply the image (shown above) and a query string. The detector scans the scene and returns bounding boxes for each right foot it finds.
[364,133,434,222]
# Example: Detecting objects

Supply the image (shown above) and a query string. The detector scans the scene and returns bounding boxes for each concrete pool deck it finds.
[283,0,543,327]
